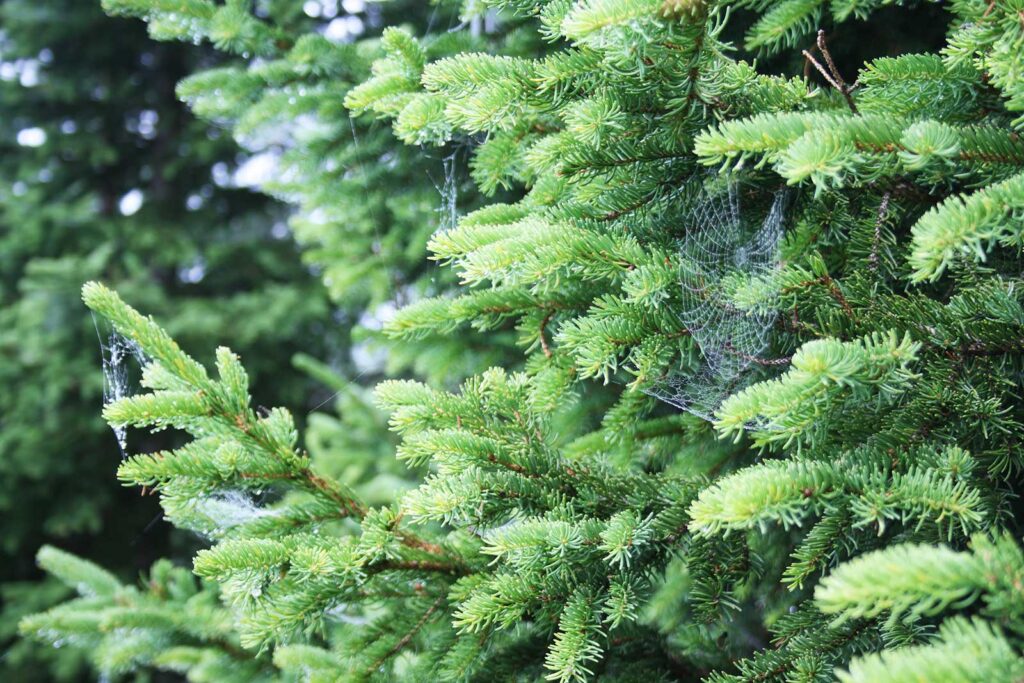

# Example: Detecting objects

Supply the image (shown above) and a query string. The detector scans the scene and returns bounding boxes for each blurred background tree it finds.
[0,1,342,679]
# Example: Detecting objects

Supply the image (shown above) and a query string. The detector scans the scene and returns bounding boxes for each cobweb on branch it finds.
[646,179,788,421]
[437,150,459,233]
[92,314,147,456]
[189,489,278,539]
[427,147,464,235]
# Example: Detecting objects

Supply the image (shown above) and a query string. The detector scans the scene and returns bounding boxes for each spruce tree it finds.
[21,0,1024,681]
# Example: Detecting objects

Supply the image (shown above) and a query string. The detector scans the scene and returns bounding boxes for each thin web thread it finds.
[426,146,464,236]
[646,181,787,421]
[92,313,147,456]
[438,150,459,233]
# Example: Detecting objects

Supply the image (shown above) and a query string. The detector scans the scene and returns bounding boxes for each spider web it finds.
[646,179,788,421]
[92,315,147,456]
[426,146,465,236]
[189,489,277,539]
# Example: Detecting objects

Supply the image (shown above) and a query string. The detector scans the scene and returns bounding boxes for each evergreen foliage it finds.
[20,546,276,682]
[20,0,1024,681]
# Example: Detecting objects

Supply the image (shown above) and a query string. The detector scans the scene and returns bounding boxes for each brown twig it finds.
[823,274,856,319]
[723,341,792,367]
[539,309,555,358]
[396,533,447,557]
[803,30,858,113]
[365,595,446,675]
[784,275,856,320]
[816,31,847,89]
[869,191,891,273]
[802,50,846,98]
[376,559,462,573]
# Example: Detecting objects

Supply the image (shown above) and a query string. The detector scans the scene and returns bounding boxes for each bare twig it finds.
[722,341,792,367]
[816,31,848,89]
[802,50,843,91]
[783,275,856,320]
[803,30,858,113]
[539,309,555,358]
[869,191,891,273]
[365,596,446,675]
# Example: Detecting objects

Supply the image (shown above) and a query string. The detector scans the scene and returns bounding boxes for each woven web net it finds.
[646,179,788,420]
[92,315,148,456]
